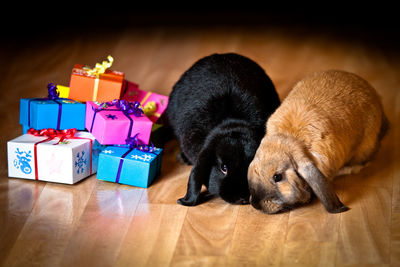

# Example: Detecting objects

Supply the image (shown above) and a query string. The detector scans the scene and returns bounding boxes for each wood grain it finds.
[0,22,399,267]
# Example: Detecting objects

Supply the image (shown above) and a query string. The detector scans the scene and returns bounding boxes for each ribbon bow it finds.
[86,55,114,77]
[27,128,93,180]
[28,128,77,144]
[47,83,60,100]
[114,99,143,117]
[125,134,155,152]
[95,99,143,117]
[142,101,157,116]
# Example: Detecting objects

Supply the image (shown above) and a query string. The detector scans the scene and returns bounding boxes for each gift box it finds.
[56,85,70,98]
[97,145,162,188]
[22,124,30,134]
[121,80,139,96]
[121,80,169,123]
[69,56,124,102]
[86,100,153,145]
[7,129,105,184]
[19,83,86,131]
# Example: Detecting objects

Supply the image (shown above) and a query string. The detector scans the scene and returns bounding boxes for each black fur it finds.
[166,53,280,206]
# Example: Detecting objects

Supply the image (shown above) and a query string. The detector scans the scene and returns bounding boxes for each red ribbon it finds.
[28,128,78,144]
[27,128,93,180]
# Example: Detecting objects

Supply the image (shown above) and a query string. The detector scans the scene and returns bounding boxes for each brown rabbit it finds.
[248,70,388,214]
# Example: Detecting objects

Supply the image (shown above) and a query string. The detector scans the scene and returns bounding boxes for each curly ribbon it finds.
[140,92,161,118]
[114,134,155,183]
[92,99,143,115]
[125,134,155,152]
[86,55,114,76]
[47,83,60,99]
[107,99,143,117]
[84,55,114,101]
[27,128,93,180]
[28,128,78,145]
[48,83,63,129]
[142,101,157,116]
[89,99,144,144]
[27,83,77,130]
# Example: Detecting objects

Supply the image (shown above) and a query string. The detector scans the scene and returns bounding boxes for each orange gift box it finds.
[69,61,124,102]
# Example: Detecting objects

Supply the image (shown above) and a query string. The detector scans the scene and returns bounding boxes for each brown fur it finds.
[248,70,388,214]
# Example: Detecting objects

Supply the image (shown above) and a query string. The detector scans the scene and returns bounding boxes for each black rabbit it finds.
[166,53,280,206]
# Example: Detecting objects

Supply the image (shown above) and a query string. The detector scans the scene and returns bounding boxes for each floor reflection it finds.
[96,182,145,217]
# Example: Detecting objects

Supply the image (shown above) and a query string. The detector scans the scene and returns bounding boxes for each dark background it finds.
[2,3,399,51]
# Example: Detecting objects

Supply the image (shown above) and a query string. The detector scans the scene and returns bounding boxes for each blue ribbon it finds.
[125,133,155,152]
[94,99,143,116]
[47,83,60,99]
[114,135,156,183]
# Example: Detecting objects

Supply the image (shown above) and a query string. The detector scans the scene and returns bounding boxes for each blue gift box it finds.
[21,124,30,134]
[20,98,86,131]
[97,146,162,188]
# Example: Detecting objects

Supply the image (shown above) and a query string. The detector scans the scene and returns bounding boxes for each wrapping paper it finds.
[68,57,124,102]
[85,101,152,145]
[122,80,169,123]
[56,85,70,99]
[97,145,162,188]
[19,98,86,131]
[7,131,104,184]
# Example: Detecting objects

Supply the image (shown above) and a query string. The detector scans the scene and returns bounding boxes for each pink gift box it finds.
[122,80,169,123]
[85,101,152,145]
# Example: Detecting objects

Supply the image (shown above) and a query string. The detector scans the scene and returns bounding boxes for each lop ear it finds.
[298,162,349,213]
[177,149,212,206]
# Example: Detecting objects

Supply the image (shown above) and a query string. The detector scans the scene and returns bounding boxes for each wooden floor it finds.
[1,22,399,267]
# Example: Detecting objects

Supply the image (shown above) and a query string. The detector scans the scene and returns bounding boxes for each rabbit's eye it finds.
[272,173,283,183]
[220,164,228,175]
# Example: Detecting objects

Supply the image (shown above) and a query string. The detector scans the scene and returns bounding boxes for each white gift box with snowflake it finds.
[7,131,104,184]
[97,145,162,188]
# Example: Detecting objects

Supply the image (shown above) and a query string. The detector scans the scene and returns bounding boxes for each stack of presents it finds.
[7,56,169,187]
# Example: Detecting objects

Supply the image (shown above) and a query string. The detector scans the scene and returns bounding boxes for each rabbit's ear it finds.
[298,162,349,213]
[177,149,212,206]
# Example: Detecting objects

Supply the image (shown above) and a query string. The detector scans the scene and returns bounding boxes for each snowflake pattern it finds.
[131,154,154,162]
[75,151,87,174]
[106,114,117,120]
[103,149,114,154]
